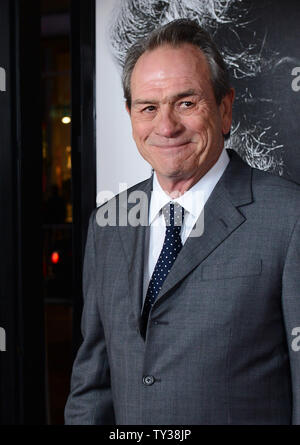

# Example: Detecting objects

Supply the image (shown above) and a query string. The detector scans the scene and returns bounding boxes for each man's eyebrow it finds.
[172,89,199,101]
[132,89,199,107]
[132,98,159,106]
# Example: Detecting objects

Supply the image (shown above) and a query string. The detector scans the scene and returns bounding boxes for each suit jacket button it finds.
[143,375,155,386]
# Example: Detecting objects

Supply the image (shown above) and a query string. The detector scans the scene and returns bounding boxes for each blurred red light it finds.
[51,251,60,264]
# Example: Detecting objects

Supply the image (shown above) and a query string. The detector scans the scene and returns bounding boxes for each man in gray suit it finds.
[65,19,300,425]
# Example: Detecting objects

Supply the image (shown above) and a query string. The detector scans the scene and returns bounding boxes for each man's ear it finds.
[220,88,235,136]
[125,102,131,116]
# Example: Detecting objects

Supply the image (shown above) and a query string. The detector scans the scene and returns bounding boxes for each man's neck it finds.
[155,149,227,197]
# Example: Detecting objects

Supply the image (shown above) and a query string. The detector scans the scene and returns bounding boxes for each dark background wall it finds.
[0,0,96,424]
[0,0,45,425]
[225,0,300,184]
[0,0,20,424]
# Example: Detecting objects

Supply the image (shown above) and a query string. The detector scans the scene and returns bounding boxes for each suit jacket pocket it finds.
[201,258,262,281]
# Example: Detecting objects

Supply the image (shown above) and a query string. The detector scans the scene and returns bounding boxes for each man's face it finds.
[127,43,234,190]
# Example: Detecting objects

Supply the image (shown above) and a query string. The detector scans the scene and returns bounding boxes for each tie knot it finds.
[162,202,184,227]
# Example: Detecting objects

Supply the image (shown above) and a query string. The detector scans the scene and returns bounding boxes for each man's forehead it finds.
[133,43,209,73]
[131,44,211,93]
[131,44,211,101]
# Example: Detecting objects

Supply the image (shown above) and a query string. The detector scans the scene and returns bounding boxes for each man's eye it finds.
[142,105,156,112]
[180,101,194,108]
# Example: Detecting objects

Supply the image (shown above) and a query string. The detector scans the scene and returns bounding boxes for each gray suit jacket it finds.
[65,150,300,424]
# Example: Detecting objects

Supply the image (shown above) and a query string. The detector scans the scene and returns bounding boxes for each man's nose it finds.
[154,107,183,138]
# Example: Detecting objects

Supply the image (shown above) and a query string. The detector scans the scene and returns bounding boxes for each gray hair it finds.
[122,18,231,109]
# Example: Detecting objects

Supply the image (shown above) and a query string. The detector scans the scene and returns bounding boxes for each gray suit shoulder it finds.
[251,167,300,214]
[252,167,300,194]
[125,177,153,194]
[252,167,300,191]
[90,177,152,229]
[95,177,152,211]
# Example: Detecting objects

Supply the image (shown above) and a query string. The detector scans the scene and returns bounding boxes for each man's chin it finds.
[157,168,183,179]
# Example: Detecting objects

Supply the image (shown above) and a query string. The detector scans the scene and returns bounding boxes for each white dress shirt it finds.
[142,148,230,302]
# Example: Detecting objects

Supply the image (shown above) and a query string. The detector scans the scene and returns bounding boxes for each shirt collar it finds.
[149,148,230,225]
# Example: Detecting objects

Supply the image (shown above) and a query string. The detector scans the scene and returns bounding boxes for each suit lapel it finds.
[117,178,152,323]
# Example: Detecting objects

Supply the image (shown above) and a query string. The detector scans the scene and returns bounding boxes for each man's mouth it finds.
[151,141,191,149]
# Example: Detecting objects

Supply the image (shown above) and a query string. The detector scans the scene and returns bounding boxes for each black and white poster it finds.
[96,0,300,197]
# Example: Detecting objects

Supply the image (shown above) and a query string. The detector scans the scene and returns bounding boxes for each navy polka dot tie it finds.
[141,202,184,338]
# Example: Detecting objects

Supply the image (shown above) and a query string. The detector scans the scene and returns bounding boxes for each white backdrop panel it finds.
[96,0,151,205]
